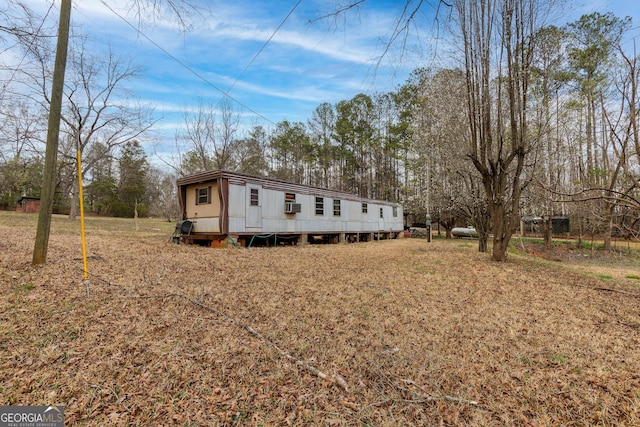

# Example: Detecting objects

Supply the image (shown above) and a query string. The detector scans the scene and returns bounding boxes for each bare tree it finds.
[125,0,200,31]
[0,99,46,209]
[12,28,155,220]
[214,99,240,170]
[527,25,570,249]
[146,167,180,221]
[407,68,480,241]
[453,0,549,261]
[0,99,46,163]
[179,98,240,174]
[597,46,640,245]
[180,102,215,173]
[62,42,154,219]
[19,0,195,265]
[545,16,637,249]
[318,0,555,258]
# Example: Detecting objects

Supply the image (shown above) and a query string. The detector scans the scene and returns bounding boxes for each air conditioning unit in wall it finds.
[285,201,302,213]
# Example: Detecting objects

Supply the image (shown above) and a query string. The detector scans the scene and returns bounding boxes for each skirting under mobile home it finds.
[176,170,404,246]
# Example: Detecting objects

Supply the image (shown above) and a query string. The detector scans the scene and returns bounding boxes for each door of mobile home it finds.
[246,185,262,228]
[378,206,385,231]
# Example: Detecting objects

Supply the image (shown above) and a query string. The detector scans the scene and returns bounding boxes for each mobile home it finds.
[175,170,404,246]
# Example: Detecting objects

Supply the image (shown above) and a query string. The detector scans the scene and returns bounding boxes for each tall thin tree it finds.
[30,0,194,265]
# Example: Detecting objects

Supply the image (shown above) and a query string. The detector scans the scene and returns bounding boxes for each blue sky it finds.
[67,0,436,134]
[6,0,640,164]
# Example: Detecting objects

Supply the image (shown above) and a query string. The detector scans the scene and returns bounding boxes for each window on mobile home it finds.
[315,197,324,215]
[196,186,211,205]
[362,203,368,213]
[250,188,259,206]
[380,207,384,218]
[333,199,341,216]
[393,206,398,217]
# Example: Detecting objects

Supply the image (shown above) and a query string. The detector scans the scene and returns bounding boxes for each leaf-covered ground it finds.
[1,212,639,426]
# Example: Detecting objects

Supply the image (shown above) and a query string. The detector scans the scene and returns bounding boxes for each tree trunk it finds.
[134,199,139,231]
[474,208,491,254]
[478,237,488,253]
[543,216,552,250]
[603,225,611,251]
[68,181,78,220]
[602,201,615,251]
[577,214,584,248]
[492,237,509,261]
[456,0,535,261]
[440,217,456,239]
[491,209,508,261]
[487,194,519,262]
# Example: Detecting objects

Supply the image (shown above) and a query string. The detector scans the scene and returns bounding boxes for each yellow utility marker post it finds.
[77,150,90,296]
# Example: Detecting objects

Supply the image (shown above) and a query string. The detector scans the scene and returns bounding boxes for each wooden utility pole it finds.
[32,0,72,266]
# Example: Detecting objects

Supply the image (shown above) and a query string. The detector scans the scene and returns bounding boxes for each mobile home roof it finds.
[177,170,401,207]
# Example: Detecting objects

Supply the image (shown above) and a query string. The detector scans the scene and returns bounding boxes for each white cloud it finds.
[6,0,426,135]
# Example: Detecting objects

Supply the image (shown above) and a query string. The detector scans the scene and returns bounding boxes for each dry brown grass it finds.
[1,211,638,426]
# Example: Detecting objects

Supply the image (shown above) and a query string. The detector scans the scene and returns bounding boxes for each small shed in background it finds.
[16,197,41,214]
[520,215,570,236]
